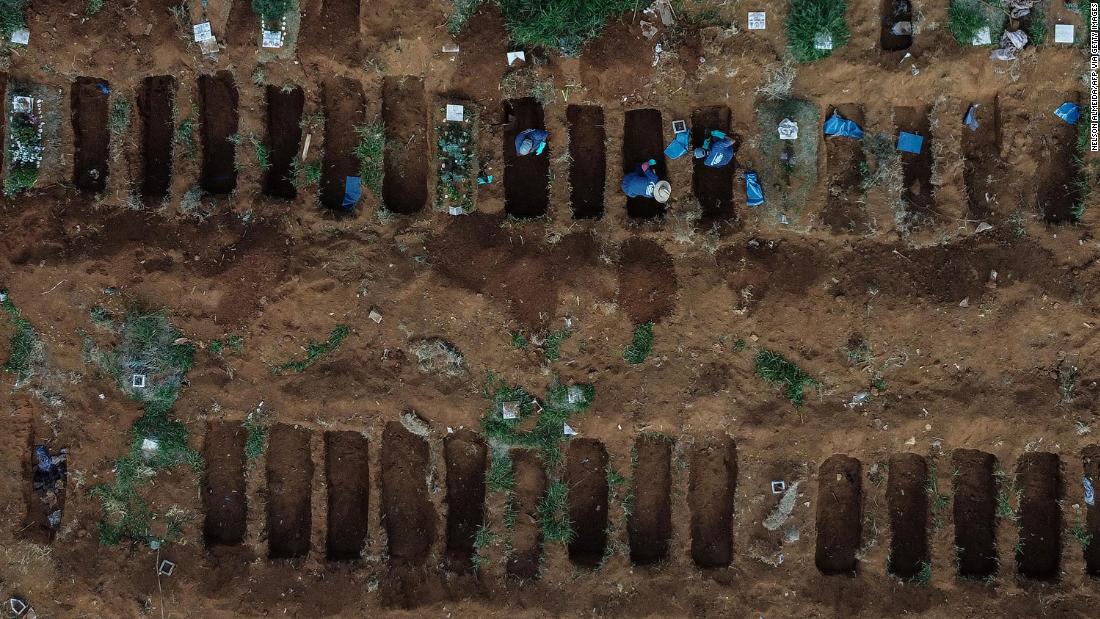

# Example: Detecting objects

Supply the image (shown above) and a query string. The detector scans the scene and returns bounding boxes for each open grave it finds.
[814,454,862,575]
[951,449,998,578]
[266,424,313,559]
[627,434,672,565]
[263,85,304,200]
[503,97,550,218]
[1016,452,1062,580]
[381,76,428,214]
[1038,92,1082,224]
[443,430,487,571]
[566,439,609,568]
[325,431,369,561]
[506,449,546,579]
[1083,445,1100,576]
[894,105,935,224]
[691,105,734,221]
[689,435,737,568]
[886,453,929,579]
[567,104,606,219]
[23,441,66,544]
[71,77,109,193]
[202,421,247,547]
[138,75,175,201]
[198,71,239,194]
[881,0,913,51]
[622,108,667,219]
[822,104,870,233]
[961,98,1002,221]
[320,77,365,211]
[381,421,434,564]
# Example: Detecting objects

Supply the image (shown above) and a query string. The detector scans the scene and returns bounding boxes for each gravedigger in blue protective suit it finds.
[693,130,737,168]
[515,128,549,156]
[621,159,671,203]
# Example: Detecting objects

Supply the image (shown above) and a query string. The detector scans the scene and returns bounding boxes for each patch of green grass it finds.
[486,453,515,492]
[494,0,636,54]
[1,292,39,384]
[86,0,104,16]
[108,97,131,139]
[510,330,528,349]
[909,561,933,586]
[291,156,321,190]
[274,325,350,374]
[543,327,573,362]
[754,349,818,406]
[786,0,850,63]
[480,372,593,468]
[175,115,197,162]
[210,334,243,355]
[1071,519,1093,549]
[243,406,269,460]
[537,479,573,543]
[447,0,485,33]
[354,123,385,197]
[623,322,653,365]
[0,0,28,38]
[732,338,747,352]
[926,463,950,529]
[1024,4,1046,46]
[994,466,1020,520]
[1058,363,1079,402]
[471,522,494,569]
[251,0,292,21]
[947,0,1006,45]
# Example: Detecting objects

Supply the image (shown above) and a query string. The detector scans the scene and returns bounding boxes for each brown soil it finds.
[627,434,672,565]
[688,435,736,568]
[566,104,606,219]
[886,452,929,578]
[138,75,175,201]
[506,449,546,580]
[615,237,677,324]
[503,98,550,218]
[302,0,361,61]
[1038,92,1081,224]
[443,429,486,570]
[961,98,1002,221]
[71,77,109,193]
[566,438,609,567]
[1016,452,1062,580]
[380,421,434,563]
[263,85,304,200]
[1084,445,1100,576]
[822,104,869,234]
[381,76,429,214]
[225,0,257,49]
[198,71,239,195]
[951,448,998,578]
[324,430,369,561]
[895,105,936,225]
[202,421,247,547]
[622,108,667,219]
[320,77,365,210]
[814,454,862,575]
[266,424,313,559]
[691,105,734,221]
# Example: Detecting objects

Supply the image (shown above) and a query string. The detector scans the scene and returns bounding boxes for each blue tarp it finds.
[1055,102,1080,125]
[745,171,764,207]
[897,132,924,154]
[963,104,979,131]
[1086,476,1095,506]
[823,111,863,139]
[664,131,691,159]
[342,176,361,210]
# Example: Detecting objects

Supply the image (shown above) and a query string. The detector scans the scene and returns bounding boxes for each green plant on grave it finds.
[175,115,197,162]
[86,0,104,16]
[543,327,573,362]
[354,123,385,196]
[493,0,636,55]
[273,325,350,374]
[436,115,476,213]
[243,405,270,460]
[2,292,41,384]
[252,0,292,22]
[480,372,594,468]
[623,322,653,365]
[0,0,28,38]
[786,0,850,63]
[537,479,573,543]
[755,348,819,406]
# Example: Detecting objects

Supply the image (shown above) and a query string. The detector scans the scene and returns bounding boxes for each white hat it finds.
[653,180,671,203]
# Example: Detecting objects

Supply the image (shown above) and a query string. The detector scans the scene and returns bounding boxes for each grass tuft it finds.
[755,349,818,406]
[1,292,40,384]
[537,479,573,543]
[0,0,27,38]
[486,453,515,492]
[243,405,270,460]
[494,0,635,54]
[623,322,654,365]
[274,325,350,373]
[354,123,385,197]
[543,327,573,362]
[786,0,850,63]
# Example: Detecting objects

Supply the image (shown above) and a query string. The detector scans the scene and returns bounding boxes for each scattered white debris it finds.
[748,12,766,30]
[763,481,802,530]
[442,42,460,53]
[563,423,578,436]
[974,222,993,233]
[652,43,664,67]
[506,51,526,66]
[971,26,991,46]
[10,28,29,45]
[1054,24,1074,44]
[640,20,658,39]
[1075,420,1091,436]
[369,309,382,323]
[847,391,871,408]
[959,297,969,308]
[98,393,105,400]
[905,437,917,446]
[446,104,464,122]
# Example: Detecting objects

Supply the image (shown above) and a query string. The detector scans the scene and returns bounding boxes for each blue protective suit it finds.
[621,164,658,198]
[515,128,549,155]
[701,137,736,168]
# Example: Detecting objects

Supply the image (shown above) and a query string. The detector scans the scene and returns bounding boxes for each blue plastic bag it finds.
[342,176,361,210]
[745,171,764,207]
[664,132,691,159]
[1055,102,1080,125]
[897,132,924,154]
[963,104,979,131]
[823,111,863,140]
[1086,476,1095,506]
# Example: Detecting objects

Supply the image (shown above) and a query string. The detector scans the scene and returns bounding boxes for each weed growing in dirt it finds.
[756,59,796,100]
[493,0,635,54]
[480,372,593,468]
[1024,4,1046,45]
[843,338,873,366]
[86,0,104,16]
[0,0,28,38]
[501,70,556,107]
[860,133,903,193]
[910,561,933,586]
[354,123,385,197]
[1007,210,1028,238]
[232,133,272,172]
[447,0,484,33]
[786,0,850,62]
[1058,362,1079,402]
[623,322,654,365]
[291,156,321,190]
[994,466,1020,520]
[486,453,515,492]
[1072,106,1094,223]
[471,522,494,569]
[209,334,243,355]
[175,114,197,162]
[925,463,950,529]
[755,349,818,406]
[274,325,350,373]
[243,405,270,460]
[1071,519,1093,549]
[537,479,573,543]
[1,292,41,385]
[510,331,528,349]
[108,97,131,161]
[543,327,573,362]
[436,112,477,213]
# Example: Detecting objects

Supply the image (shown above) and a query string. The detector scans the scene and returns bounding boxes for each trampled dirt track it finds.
[3,0,1100,617]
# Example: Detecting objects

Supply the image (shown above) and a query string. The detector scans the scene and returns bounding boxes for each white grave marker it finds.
[747,12,766,30]
[777,118,798,140]
[446,104,465,122]
[193,22,213,42]
[506,51,526,65]
[813,31,833,50]
[10,29,28,45]
[1055,24,1075,44]
[971,26,991,45]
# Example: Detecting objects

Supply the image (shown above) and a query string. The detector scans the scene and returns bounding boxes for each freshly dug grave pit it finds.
[814,454,862,575]
[325,430,369,561]
[622,108,667,219]
[71,76,109,193]
[1083,445,1100,575]
[506,449,547,580]
[198,71,239,195]
[266,424,313,559]
[443,430,487,571]
[263,85,304,200]
[138,75,175,200]
[616,237,678,324]
[202,421,247,547]
[1016,451,1062,580]
[822,104,869,234]
[691,105,734,221]
[894,105,935,223]
[886,453,929,579]
[689,435,737,568]
[381,421,434,564]
[961,98,1002,221]
[1038,92,1082,224]
[627,434,672,565]
[503,97,550,218]
[567,104,606,219]
[566,438,609,568]
[23,437,66,544]
[881,0,913,51]
[951,448,998,578]
[382,76,428,214]
[320,77,365,211]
